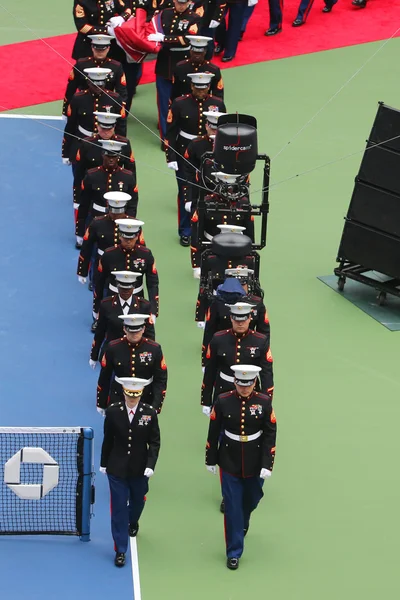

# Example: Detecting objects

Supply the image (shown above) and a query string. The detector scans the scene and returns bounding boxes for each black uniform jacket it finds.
[201,294,270,365]
[206,390,276,478]
[63,56,127,115]
[62,89,127,160]
[201,328,274,406]
[76,166,138,237]
[155,8,201,80]
[73,133,136,204]
[94,244,159,315]
[171,59,223,101]
[97,336,167,411]
[72,0,131,59]
[165,94,226,163]
[101,400,160,477]
[91,293,155,361]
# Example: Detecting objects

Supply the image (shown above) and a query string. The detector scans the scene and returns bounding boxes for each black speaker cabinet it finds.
[358,143,400,196]
[338,220,400,279]
[369,103,400,153]
[348,182,400,237]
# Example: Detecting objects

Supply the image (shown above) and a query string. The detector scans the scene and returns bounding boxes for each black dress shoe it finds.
[221,55,234,63]
[180,235,190,247]
[292,18,304,26]
[227,557,239,570]
[352,0,367,6]
[322,5,332,11]
[129,522,139,537]
[214,44,224,55]
[88,282,93,292]
[91,320,98,333]
[114,552,126,567]
[220,499,225,513]
[265,27,281,36]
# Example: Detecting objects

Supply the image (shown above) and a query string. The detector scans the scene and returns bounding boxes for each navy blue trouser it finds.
[108,474,149,553]
[221,470,264,559]
[217,2,247,58]
[123,62,144,113]
[156,76,173,141]
[295,0,314,21]
[241,5,255,32]
[268,0,283,28]
[176,156,191,238]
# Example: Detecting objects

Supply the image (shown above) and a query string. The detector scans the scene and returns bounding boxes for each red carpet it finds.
[1,0,399,111]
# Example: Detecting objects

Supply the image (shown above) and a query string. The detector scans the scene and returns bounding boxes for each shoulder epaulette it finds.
[107,58,121,66]
[219,390,235,399]
[176,94,190,102]
[76,90,88,96]
[108,401,123,408]
[253,391,272,401]
[77,57,91,63]
[215,329,229,337]
[120,168,132,175]
[102,295,114,304]
[114,134,128,142]
[87,166,101,174]
[252,331,267,339]
[104,245,117,253]
[142,338,160,347]
[109,337,125,346]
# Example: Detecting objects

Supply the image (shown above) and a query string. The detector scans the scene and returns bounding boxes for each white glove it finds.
[150,314,156,325]
[76,236,83,245]
[193,267,201,279]
[207,465,217,475]
[78,276,87,285]
[148,32,165,43]
[202,406,211,417]
[209,20,220,28]
[61,115,67,121]
[197,321,205,329]
[92,311,99,320]
[97,407,106,417]
[108,15,125,27]
[185,201,192,213]
[89,359,97,370]
[144,468,154,478]
[248,0,258,5]
[99,466,107,474]
[201,366,205,374]
[260,468,272,479]
[167,161,179,171]
[62,158,71,165]
[107,24,116,36]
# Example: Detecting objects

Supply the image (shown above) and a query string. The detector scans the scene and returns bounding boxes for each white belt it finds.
[225,430,263,443]
[92,203,107,213]
[78,125,93,137]
[171,46,190,52]
[179,130,198,140]
[97,248,104,256]
[220,372,234,383]
[204,231,213,241]
[109,283,144,294]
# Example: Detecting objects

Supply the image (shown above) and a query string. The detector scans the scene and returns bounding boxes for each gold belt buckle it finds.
[239,435,248,442]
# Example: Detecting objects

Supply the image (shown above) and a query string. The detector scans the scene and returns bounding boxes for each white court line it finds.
[130,537,142,600]
[0,114,64,120]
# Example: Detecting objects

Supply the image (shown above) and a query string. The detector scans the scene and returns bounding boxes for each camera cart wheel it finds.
[377,291,386,306]
[337,276,345,292]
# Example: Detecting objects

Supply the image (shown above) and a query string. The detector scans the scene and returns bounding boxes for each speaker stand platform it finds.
[318,271,400,331]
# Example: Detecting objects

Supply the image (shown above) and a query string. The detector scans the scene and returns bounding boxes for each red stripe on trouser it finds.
[220,468,228,547]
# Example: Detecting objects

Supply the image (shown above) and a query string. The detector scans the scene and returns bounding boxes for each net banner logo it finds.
[4,447,59,500]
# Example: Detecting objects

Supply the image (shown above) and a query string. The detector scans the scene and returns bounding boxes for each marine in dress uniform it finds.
[94,219,159,317]
[195,225,258,323]
[191,0,226,58]
[214,0,249,61]
[201,302,274,409]
[90,270,155,366]
[97,314,167,411]
[205,365,276,569]
[63,35,127,115]
[201,268,270,365]
[190,174,255,276]
[76,140,139,242]
[148,0,201,141]
[72,111,136,218]
[62,67,127,164]
[170,35,224,101]
[72,0,132,60]
[264,0,335,34]
[77,190,131,293]
[100,376,160,567]
[165,72,226,246]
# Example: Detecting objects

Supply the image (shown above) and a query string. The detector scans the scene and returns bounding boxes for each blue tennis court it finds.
[0,116,136,599]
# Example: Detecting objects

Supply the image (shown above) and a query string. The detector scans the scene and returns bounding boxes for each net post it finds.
[80,427,94,542]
